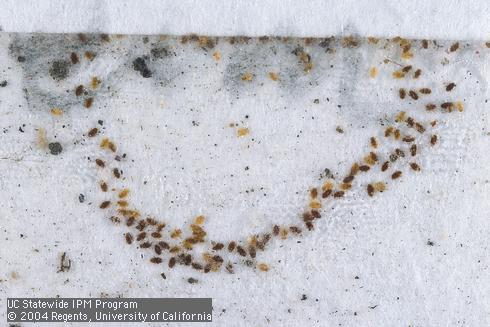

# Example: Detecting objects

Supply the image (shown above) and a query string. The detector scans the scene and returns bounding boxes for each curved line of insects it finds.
[81,35,466,275]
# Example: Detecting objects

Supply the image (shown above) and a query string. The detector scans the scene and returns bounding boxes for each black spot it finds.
[132,57,152,78]
[151,47,168,59]
[49,60,70,80]
[0,80,7,87]
[17,55,26,62]
[78,194,85,203]
[48,142,63,155]
[187,277,198,284]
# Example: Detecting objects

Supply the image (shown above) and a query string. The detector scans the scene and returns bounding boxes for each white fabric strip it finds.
[0,0,488,40]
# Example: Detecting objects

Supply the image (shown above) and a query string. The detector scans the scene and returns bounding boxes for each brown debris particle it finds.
[84,51,96,61]
[333,191,344,198]
[257,263,269,272]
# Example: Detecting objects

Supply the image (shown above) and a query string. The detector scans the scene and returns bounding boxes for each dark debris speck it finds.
[132,57,152,78]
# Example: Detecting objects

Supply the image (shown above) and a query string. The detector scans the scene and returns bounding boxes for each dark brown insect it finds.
[381,161,389,172]
[441,102,454,111]
[410,162,421,171]
[406,117,415,127]
[151,232,162,239]
[228,241,236,252]
[395,148,405,157]
[415,123,425,134]
[88,128,98,137]
[399,88,406,99]
[84,97,94,108]
[125,233,133,244]
[113,168,121,178]
[290,226,302,234]
[419,88,431,94]
[95,159,105,168]
[99,201,110,209]
[322,189,332,198]
[136,232,146,241]
[350,163,359,175]
[446,82,456,91]
[192,262,203,270]
[75,85,84,96]
[272,225,280,236]
[305,221,314,231]
[430,135,438,145]
[140,241,152,249]
[135,220,146,231]
[84,51,96,61]
[425,103,436,111]
[100,181,108,192]
[389,153,398,162]
[385,126,393,137]
[311,210,321,219]
[126,217,135,227]
[401,65,412,73]
[359,165,370,172]
[367,184,374,197]
[410,144,417,156]
[408,90,419,100]
[150,257,162,264]
[449,42,459,52]
[146,217,157,225]
[168,257,176,268]
[70,52,79,64]
[204,264,211,273]
[391,171,402,179]
[343,175,354,183]
[333,191,344,198]
[421,40,428,49]
[403,136,415,143]
[226,263,234,274]
[158,241,170,250]
[154,244,162,255]
[414,69,422,79]
[248,246,256,258]
[370,137,377,149]
[212,243,224,250]
[310,188,318,199]
[237,245,247,257]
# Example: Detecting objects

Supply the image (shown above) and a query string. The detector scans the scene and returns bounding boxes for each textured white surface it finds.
[0,34,489,326]
[0,0,489,39]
